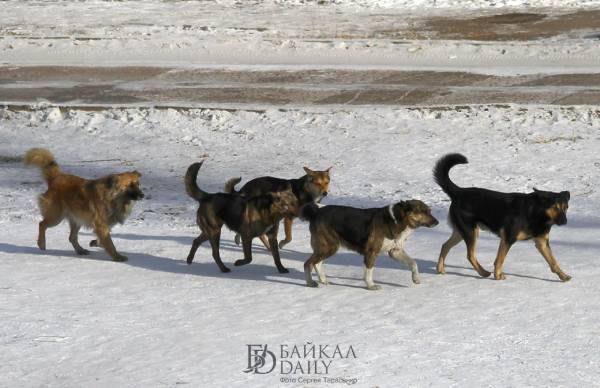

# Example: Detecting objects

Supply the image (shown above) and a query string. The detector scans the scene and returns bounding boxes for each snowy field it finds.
[2,1,600,387]
[2,105,599,387]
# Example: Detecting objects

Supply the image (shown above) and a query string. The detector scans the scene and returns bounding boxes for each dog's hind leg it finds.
[186,232,208,264]
[534,235,571,282]
[68,220,89,255]
[465,227,491,278]
[314,261,328,285]
[266,225,288,273]
[208,230,230,273]
[437,228,462,274]
[389,248,420,284]
[37,198,63,250]
[304,254,323,287]
[258,234,271,250]
[278,217,294,249]
[234,236,254,267]
[364,253,381,290]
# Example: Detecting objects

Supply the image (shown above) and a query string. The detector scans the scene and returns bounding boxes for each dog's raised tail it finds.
[433,153,468,198]
[223,177,242,193]
[299,202,320,222]
[24,148,61,183]
[185,161,209,202]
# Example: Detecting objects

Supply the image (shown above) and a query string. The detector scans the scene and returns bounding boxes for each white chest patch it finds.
[380,227,414,253]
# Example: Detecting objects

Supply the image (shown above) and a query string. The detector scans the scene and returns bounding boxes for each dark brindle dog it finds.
[224,166,331,249]
[300,201,438,290]
[185,161,298,273]
[434,153,571,281]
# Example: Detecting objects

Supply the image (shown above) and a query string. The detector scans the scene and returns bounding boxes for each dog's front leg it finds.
[389,248,420,284]
[234,236,253,267]
[363,253,381,290]
[94,224,127,262]
[267,225,288,273]
[278,217,293,249]
[534,236,571,281]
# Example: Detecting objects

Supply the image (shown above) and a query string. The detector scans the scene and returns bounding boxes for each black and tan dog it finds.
[434,153,571,281]
[24,148,144,261]
[185,161,298,273]
[300,200,438,290]
[225,166,331,249]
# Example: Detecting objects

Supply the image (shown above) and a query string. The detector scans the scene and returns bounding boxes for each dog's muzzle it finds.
[127,189,145,200]
[428,216,439,227]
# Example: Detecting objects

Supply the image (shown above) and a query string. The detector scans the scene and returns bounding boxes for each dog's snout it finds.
[322,191,328,197]
[430,216,439,227]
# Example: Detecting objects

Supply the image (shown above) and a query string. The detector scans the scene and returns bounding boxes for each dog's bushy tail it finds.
[223,177,241,193]
[299,202,320,222]
[24,148,61,184]
[185,161,209,202]
[433,153,468,198]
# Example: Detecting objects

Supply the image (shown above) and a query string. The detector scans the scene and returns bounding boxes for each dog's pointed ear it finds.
[561,190,570,201]
[303,166,315,175]
[133,170,142,178]
[325,166,332,173]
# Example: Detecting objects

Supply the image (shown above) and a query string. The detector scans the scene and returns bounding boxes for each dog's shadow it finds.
[0,241,308,287]
[110,232,509,285]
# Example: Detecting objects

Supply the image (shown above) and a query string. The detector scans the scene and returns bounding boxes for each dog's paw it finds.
[89,239,98,247]
[412,274,421,284]
[234,259,250,266]
[559,273,572,282]
[367,285,382,291]
[318,279,329,285]
[494,272,507,280]
[37,242,46,251]
[306,280,319,288]
[220,267,231,273]
[186,257,194,265]
[277,267,290,274]
[76,249,90,255]
[480,269,492,278]
[436,265,446,274]
[113,254,128,262]
[278,240,290,249]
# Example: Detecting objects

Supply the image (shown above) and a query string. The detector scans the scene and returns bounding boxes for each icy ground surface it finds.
[1,105,599,387]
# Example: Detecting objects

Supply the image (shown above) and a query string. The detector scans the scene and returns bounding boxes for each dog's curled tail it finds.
[433,153,468,198]
[299,202,320,222]
[185,161,209,202]
[24,148,61,183]
[223,177,242,193]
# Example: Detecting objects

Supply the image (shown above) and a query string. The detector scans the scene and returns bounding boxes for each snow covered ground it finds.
[1,0,600,387]
[1,105,599,387]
